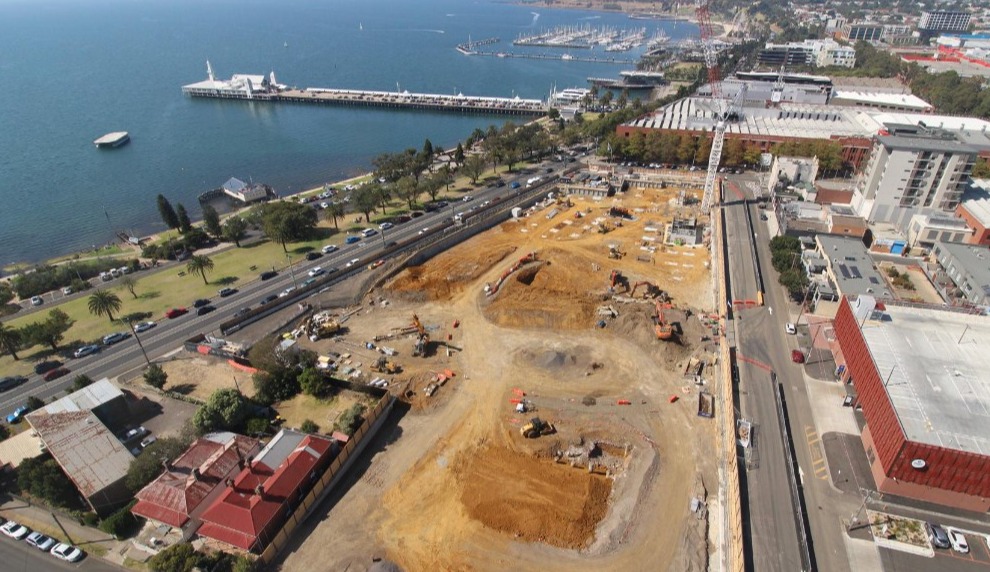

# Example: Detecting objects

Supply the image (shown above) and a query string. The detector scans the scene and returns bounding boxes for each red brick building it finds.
[834,297,990,511]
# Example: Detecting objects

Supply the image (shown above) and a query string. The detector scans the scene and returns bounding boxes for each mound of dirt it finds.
[483,249,601,331]
[605,303,695,366]
[458,445,612,550]
[515,344,595,373]
[388,245,517,302]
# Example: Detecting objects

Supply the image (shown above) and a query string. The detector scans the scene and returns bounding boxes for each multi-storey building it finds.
[919,10,972,35]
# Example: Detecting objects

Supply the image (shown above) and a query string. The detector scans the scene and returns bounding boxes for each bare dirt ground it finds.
[160,354,255,401]
[276,187,717,572]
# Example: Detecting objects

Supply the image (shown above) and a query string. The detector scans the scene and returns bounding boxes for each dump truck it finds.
[520,417,556,438]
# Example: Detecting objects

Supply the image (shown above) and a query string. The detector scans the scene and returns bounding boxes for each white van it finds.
[100,271,113,282]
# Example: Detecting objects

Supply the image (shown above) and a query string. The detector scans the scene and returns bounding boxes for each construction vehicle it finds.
[608,246,623,259]
[304,311,342,340]
[411,314,430,357]
[608,270,628,294]
[631,281,667,300]
[609,206,632,219]
[655,301,675,340]
[520,417,556,438]
[598,222,613,234]
[373,356,400,374]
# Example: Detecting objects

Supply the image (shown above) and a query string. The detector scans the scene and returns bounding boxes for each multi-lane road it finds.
[0,163,568,419]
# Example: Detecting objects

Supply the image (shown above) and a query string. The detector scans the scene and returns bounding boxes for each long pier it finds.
[471,50,637,65]
[455,36,500,55]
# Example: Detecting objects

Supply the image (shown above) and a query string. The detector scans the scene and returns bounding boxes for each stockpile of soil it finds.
[606,303,695,366]
[483,249,600,331]
[458,445,612,549]
[388,245,517,302]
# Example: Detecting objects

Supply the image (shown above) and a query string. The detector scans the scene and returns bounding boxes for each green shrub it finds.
[99,500,140,538]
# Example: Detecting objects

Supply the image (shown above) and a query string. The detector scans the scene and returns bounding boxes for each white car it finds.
[345,258,360,268]
[25,531,56,551]
[948,529,969,553]
[133,321,156,333]
[50,542,84,562]
[61,286,73,295]
[321,244,339,254]
[785,323,796,335]
[279,287,297,298]
[418,227,430,235]
[361,228,378,238]
[0,521,29,539]
[30,296,43,306]
[307,266,325,278]
[73,344,100,358]
[379,222,394,230]
[462,195,473,202]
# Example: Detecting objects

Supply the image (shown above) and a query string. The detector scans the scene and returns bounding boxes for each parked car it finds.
[791,349,805,364]
[784,323,796,335]
[61,286,73,295]
[308,266,325,277]
[73,344,100,359]
[165,307,188,319]
[30,296,43,306]
[0,521,30,539]
[321,244,339,254]
[140,435,157,448]
[133,321,156,333]
[0,376,28,392]
[217,287,237,297]
[948,529,969,553]
[6,406,29,424]
[345,235,361,244]
[196,305,216,316]
[259,295,278,306]
[34,360,62,375]
[121,427,148,442]
[43,367,70,382]
[192,298,211,308]
[50,543,84,562]
[305,252,322,261]
[102,332,130,345]
[927,522,951,549]
[25,532,56,551]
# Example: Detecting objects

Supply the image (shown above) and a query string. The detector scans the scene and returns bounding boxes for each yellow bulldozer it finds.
[520,417,556,439]
[374,356,400,374]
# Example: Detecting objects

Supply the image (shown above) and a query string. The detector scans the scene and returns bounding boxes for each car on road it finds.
[379,222,394,230]
[34,360,62,375]
[25,531,56,551]
[418,227,430,235]
[928,522,951,549]
[260,268,280,280]
[305,252,322,261]
[196,305,216,316]
[790,349,805,364]
[345,258,360,268]
[386,241,398,248]
[43,367,70,382]
[760,213,768,221]
[361,228,378,238]
[73,344,100,358]
[368,259,385,270]
[259,294,278,306]
[0,520,30,539]
[321,244,339,254]
[308,266,326,278]
[192,298,211,308]
[279,287,296,298]
[495,180,506,187]
[233,307,252,318]
[165,307,188,319]
[510,181,521,189]
[102,332,130,345]
[121,427,148,442]
[6,406,29,424]
[133,321,156,333]
[948,529,969,553]
[30,296,43,306]
[0,376,28,392]
[462,195,473,202]
[784,323,796,335]
[217,287,237,297]
[51,543,84,562]
[302,278,317,287]
[61,286,73,295]
[345,235,361,244]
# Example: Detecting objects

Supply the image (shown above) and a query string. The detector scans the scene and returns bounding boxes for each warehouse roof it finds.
[36,378,122,415]
[933,241,990,296]
[864,304,990,453]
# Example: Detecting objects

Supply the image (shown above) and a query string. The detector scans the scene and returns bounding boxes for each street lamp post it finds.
[129,320,151,367]
[286,254,298,290]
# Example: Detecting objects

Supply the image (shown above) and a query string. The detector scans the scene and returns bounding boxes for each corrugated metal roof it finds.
[0,429,43,469]
[31,378,122,416]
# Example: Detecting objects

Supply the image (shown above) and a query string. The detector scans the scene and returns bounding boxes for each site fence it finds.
[258,393,395,564]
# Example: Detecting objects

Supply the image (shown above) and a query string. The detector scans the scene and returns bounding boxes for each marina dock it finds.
[455,36,500,55]
[182,63,547,116]
[94,131,130,148]
[469,51,637,65]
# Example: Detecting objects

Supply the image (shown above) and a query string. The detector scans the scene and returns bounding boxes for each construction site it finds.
[268,179,725,571]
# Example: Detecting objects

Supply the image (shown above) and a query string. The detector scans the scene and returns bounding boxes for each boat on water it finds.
[561,53,574,61]
[93,131,130,149]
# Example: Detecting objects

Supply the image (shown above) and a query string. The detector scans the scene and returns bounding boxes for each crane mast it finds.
[695,0,726,213]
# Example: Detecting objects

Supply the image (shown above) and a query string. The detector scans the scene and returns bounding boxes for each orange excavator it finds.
[655,301,674,340]
[412,314,430,356]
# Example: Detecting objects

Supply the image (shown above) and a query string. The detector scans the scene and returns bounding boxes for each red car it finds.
[165,307,188,319]
[791,349,805,364]
[43,367,71,382]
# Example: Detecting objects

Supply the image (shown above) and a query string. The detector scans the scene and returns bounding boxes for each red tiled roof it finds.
[198,434,333,551]
[131,434,260,528]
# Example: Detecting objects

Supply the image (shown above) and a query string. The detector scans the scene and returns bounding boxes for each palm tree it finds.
[186,255,215,285]
[0,322,21,361]
[88,289,122,323]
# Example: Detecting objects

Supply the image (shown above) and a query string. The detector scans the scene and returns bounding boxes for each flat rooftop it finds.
[933,241,990,292]
[864,304,990,453]
[818,235,894,299]
[93,132,128,145]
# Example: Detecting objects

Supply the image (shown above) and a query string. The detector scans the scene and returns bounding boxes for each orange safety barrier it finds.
[228,360,258,374]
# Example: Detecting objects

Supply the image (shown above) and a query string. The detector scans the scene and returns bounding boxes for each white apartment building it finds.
[853,124,977,230]
[758,39,855,69]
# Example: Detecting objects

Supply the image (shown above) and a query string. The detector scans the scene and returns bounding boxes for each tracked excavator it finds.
[655,301,674,340]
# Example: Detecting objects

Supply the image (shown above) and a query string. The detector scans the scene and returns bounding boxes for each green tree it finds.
[119,274,138,299]
[461,155,486,184]
[298,367,326,397]
[244,417,271,436]
[259,202,318,252]
[0,322,21,361]
[779,268,809,296]
[23,308,74,351]
[454,142,466,164]
[88,289,122,323]
[72,374,94,392]
[26,395,44,410]
[352,185,379,223]
[193,388,249,434]
[186,255,215,285]
[16,457,77,507]
[149,543,203,572]
[222,215,248,247]
[334,403,367,436]
[202,205,223,238]
[156,194,180,230]
[973,158,990,179]
[124,437,189,492]
[395,176,419,210]
[422,138,434,159]
[325,202,345,230]
[176,203,193,234]
[143,363,168,390]
[300,419,320,434]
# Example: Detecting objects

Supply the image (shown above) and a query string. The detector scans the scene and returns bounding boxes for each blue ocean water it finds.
[0,0,696,266]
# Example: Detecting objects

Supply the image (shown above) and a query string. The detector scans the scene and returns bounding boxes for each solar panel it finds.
[849,266,862,279]
[838,264,851,279]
